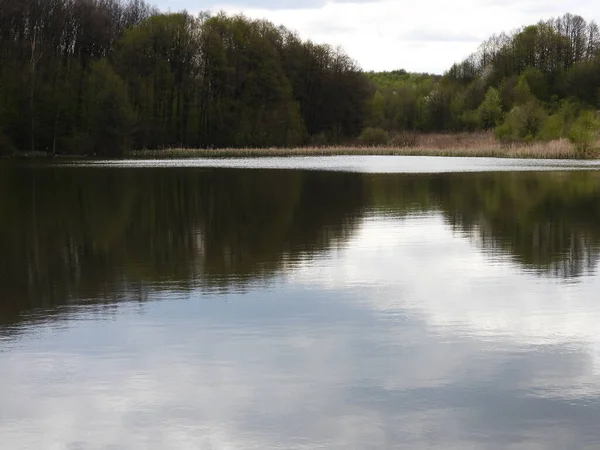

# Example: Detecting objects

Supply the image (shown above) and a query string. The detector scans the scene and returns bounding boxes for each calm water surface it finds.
[2,157,600,449]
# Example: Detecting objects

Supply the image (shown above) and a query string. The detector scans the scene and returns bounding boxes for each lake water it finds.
[2,156,600,449]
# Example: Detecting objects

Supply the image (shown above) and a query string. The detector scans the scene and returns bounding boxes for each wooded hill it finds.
[0,1,598,155]
[364,14,600,149]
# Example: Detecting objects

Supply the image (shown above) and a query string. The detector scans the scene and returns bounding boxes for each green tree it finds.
[521,68,549,101]
[478,87,503,129]
[495,101,547,142]
[568,111,600,153]
[368,91,386,128]
[82,60,134,156]
[514,77,534,105]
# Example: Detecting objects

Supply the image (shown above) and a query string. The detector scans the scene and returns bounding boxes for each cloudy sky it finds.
[152,0,600,73]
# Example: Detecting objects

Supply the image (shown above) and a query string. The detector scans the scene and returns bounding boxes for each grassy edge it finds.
[126,144,599,160]
[3,134,599,160]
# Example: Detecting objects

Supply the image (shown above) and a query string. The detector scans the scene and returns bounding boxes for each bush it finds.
[495,101,546,142]
[358,127,390,146]
[538,99,583,141]
[538,114,563,141]
[460,109,480,131]
[568,111,600,153]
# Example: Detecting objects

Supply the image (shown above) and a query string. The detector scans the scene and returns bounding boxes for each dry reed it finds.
[127,132,599,160]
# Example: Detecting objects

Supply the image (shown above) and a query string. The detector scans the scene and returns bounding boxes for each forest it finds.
[0,0,599,156]
[0,0,368,155]
[364,14,600,150]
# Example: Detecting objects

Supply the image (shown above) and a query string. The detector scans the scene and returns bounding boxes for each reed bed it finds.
[127,133,599,160]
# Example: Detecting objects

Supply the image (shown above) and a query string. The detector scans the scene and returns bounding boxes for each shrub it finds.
[538,114,563,141]
[460,109,480,131]
[495,101,546,142]
[568,111,600,154]
[538,99,584,142]
[358,127,390,146]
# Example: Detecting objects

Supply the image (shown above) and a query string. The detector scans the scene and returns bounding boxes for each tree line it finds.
[1,4,599,156]
[364,13,600,150]
[0,0,369,155]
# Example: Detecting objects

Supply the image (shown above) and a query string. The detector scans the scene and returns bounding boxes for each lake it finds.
[2,156,600,449]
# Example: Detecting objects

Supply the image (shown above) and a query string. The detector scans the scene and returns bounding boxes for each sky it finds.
[153,0,600,74]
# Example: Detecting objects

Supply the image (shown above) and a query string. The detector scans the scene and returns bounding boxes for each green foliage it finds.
[1,3,600,152]
[366,71,439,133]
[460,110,480,131]
[538,99,582,141]
[498,77,519,112]
[495,101,547,142]
[83,60,134,156]
[478,87,503,129]
[521,68,549,101]
[514,77,534,105]
[368,91,386,128]
[358,127,390,146]
[565,59,600,107]
[568,111,600,153]
[365,70,440,90]
[0,2,368,154]
[367,14,600,137]
[538,114,564,141]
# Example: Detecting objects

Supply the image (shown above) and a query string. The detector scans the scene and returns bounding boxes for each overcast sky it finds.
[152,0,600,74]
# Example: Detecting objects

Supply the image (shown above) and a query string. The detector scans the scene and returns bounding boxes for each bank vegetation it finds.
[0,1,599,157]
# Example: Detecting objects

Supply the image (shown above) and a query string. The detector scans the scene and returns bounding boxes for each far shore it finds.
[128,133,599,160]
[3,133,599,160]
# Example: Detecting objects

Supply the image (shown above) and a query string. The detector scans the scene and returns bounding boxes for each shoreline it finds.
[126,134,599,159]
[126,145,594,160]
[3,134,599,160]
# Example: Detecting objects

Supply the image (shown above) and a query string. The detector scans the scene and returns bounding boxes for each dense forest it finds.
[0,1,599,155]
[0,0,368,155]
[365,14,600,149]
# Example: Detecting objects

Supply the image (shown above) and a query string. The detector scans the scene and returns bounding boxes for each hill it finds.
[364,13,600,150]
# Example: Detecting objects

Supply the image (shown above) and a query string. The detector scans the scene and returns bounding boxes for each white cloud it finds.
[292,215,600,347]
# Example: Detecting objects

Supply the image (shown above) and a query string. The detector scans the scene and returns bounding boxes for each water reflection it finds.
[2,163,600,449]
[2,166,600,327]
[0,167,365,328]
[370,172,600,277]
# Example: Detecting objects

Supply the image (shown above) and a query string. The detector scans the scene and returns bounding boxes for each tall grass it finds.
[127,132,599,159]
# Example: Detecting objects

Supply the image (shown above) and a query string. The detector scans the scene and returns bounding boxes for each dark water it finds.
[2,157,600,449]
